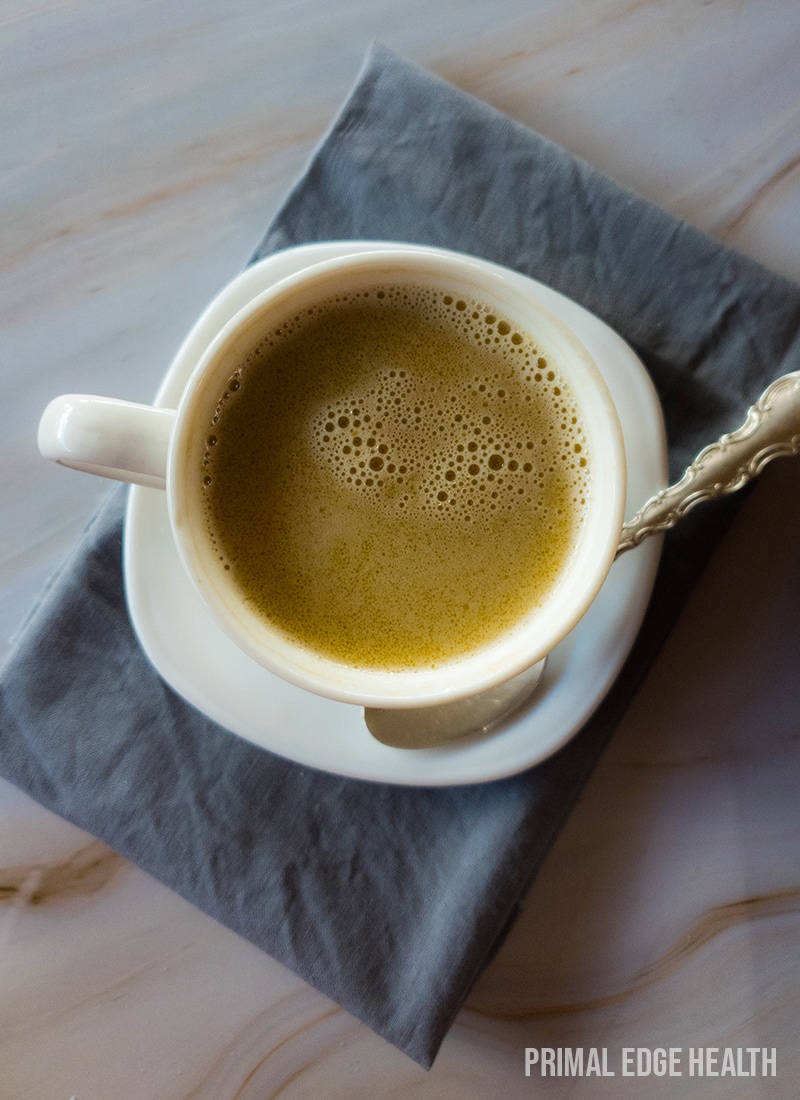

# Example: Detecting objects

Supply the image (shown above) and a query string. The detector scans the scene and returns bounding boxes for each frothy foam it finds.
[199,283,591,669]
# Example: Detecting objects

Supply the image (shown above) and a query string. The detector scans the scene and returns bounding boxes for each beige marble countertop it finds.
[2,1,799,1096]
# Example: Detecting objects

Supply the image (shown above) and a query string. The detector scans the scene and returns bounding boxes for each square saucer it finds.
[124,242,667,786]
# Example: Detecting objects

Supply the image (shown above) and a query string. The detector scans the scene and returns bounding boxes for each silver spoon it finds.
[366,370,800,749]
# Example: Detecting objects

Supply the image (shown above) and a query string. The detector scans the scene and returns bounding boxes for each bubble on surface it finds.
[298,286,590,528]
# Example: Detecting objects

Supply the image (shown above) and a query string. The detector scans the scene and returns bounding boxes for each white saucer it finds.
[124,242,667,787]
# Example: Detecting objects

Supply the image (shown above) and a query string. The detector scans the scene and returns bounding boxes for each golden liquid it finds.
[200,285,590,670]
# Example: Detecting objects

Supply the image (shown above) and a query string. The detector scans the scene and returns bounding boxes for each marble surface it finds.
[2,0,799,1095]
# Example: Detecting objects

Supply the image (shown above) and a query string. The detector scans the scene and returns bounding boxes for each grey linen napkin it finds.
[2,44,800,1067]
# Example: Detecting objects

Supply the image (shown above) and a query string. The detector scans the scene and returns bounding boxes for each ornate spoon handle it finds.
[617,371,800,556]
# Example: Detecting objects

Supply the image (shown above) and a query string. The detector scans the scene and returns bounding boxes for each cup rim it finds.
[167,248,627,707]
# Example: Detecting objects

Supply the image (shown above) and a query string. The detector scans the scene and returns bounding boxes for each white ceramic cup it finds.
[39,249,626,710]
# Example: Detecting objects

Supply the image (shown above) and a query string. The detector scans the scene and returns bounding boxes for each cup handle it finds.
[38,394,177,490]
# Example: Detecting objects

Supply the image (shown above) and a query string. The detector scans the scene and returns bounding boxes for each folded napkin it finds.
[2,44,799,1067]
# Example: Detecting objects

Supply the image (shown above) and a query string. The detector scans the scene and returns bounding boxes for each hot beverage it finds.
[199,282,590,670]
